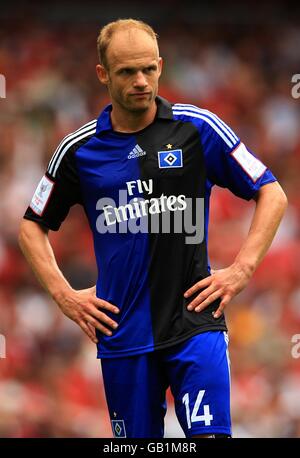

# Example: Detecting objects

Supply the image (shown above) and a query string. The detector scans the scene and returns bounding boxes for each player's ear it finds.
[158,57,163,77]
[96,64,109,85]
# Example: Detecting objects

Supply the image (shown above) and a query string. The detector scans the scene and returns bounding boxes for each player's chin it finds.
[127,93,154,110]
[127,95,153,111]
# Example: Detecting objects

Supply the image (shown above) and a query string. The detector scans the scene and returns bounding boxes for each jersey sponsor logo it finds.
[111,419,126,438]
[158,149,183,168]
[128,144,146,159]
[100,179,187,227]
[96,179,205,244]
[30,175,54,216]
[231,142,267,182]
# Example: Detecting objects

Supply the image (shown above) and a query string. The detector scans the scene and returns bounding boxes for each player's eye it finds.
[144,66,157,74]
[118,68,134,75]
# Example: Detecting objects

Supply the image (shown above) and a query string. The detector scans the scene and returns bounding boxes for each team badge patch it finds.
[231,143,266,182]
[111,419,127,438]
[30,175,54,216]
[158,149,183,168]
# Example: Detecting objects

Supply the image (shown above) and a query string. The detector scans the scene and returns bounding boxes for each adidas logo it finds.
[128,144,146,159]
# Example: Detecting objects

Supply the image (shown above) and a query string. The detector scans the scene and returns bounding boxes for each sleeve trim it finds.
[23,214,60,231]
[47,120,97,178]
[172,105,239,148]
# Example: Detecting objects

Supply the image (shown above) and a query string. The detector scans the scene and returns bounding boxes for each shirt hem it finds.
[97,324,228,359]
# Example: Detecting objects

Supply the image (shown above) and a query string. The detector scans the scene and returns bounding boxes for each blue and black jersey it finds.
[24,96,276,358]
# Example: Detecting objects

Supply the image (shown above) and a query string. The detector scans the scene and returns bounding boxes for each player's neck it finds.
[110,101,157,133]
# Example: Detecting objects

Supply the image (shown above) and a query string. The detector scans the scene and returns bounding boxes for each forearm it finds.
[234,181,288,276]
[18,219,72,301]
[185,181,287,315]
[19,219,118,340]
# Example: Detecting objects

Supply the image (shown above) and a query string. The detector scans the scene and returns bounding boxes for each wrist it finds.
[51,285,74,304]
[233,258,256,279]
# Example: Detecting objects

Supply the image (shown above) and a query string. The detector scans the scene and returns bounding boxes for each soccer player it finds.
[19,19,287,438]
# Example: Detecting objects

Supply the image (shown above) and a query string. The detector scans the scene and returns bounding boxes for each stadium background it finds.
[0,0,300,438]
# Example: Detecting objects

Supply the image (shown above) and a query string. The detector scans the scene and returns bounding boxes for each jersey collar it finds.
[96,96,173,135]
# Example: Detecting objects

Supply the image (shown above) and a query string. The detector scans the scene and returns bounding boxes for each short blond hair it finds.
[97,19,159,68]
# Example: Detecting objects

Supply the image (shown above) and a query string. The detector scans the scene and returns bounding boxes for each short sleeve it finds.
[199,113,277,200]
[23,145,82,231]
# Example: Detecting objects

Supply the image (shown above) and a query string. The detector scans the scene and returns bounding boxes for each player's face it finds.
[97,29,162,113]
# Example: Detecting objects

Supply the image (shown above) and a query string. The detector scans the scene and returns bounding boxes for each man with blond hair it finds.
[19,18,287,438]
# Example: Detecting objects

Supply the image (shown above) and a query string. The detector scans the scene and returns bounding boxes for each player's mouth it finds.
[129,92,151,98]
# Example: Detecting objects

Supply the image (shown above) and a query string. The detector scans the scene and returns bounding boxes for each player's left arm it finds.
[184,112,288,316]
[184,180,287,317]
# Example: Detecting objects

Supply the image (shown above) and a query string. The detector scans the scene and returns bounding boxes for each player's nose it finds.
[133,71,148,88]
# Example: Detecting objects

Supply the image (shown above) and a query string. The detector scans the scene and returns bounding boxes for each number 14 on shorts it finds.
[182,390,213,429]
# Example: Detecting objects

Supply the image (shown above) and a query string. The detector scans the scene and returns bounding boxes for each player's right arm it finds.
[19,219,119,343]
[19,122,119,343]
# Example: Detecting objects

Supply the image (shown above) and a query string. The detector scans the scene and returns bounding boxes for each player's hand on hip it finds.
[55,286,119,343]
[184,263,251,318]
